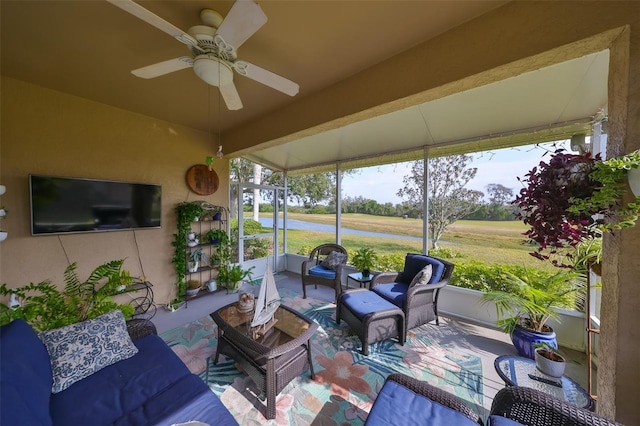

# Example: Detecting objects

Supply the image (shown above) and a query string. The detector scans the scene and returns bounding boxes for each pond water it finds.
[257,217,422,241]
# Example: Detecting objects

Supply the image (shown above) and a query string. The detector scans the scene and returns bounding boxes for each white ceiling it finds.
[244,50,609,173]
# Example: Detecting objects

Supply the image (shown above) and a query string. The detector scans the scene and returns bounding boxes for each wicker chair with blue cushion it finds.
[301,243,348,302]
[365,373,484,425]
[370,253,454,335]
[491,386,621,426]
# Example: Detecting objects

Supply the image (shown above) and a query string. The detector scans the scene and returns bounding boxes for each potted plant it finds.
[204,228,229,245]
[514,148,640,267]
[572,233,603,276]
[185,279,201,298]
[220,264,254,293]
[176,201,205,223]
[480,268,584,359]
[533,342,566,378]
[187,247,206,272]
[351,247,377,277]
[0,259,136,332]
[568,149,640,232]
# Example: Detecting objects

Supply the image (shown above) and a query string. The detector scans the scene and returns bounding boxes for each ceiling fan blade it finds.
[216,0,267,49]
[219,82,243,110]
[106,0,200,49]
[131,57,193,79]
[233,61,299,96]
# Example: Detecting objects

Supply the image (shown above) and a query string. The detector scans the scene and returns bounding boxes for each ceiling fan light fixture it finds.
[193,55,234,87]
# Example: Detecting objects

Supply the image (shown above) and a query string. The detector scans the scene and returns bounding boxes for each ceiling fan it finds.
[106,0,299,110]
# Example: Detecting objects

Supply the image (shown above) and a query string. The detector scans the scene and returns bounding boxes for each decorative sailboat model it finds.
[250,264,281,339]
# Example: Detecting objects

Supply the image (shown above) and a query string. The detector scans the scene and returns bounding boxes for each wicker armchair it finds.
[491,386,621,426]
[365,373,483,425]
[301,243,348,302]
[370,253,454,333]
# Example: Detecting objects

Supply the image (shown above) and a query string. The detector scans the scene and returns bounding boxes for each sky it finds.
[341,141,571,205]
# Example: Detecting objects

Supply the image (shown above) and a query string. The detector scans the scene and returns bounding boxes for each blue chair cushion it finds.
[399,254,445,284]
[371,282,409,309]
[0,319,53,426]
[486,415,525,426]
[365,380,479,426]
[309,264,336,279]
[341,291,400,319]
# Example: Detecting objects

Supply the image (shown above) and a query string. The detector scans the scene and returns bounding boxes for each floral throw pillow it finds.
[321,251,347,270]
[409,264,433,288]
[39,310,138,393]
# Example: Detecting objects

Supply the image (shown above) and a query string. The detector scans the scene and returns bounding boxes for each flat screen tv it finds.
[30,175,162,235]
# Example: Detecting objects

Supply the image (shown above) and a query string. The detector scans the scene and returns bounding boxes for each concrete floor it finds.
[150,271,594,411]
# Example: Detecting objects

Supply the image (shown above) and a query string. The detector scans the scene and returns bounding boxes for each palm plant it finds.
[480,268,584,334]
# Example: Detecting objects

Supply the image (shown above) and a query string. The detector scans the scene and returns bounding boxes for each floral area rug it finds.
[160,288,485,425]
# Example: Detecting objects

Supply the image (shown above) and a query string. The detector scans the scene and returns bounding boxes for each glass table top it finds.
[494,355,594,410]
[216,303,312,346]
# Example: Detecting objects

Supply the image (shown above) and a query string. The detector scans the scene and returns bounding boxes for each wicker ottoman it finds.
[336,288,405,355]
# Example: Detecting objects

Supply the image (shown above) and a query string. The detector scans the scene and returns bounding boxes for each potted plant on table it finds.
[480,268,584,359]
[351,247,377,277]
[533,342,566,377]
[219,264,254,293]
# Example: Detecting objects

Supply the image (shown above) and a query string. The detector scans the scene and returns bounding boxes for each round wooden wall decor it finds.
[186,164,219,195]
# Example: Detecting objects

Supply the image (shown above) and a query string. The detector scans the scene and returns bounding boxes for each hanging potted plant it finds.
[514,148,640,267]
[480,268,584,359]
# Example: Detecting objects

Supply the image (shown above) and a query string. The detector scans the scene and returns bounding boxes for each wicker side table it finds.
[211,303,318,420]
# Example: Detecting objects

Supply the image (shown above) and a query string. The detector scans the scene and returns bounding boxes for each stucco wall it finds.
[1,1,640,423]
[0,77,229,305]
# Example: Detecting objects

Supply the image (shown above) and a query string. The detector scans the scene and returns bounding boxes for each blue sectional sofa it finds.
[1,317,237,426]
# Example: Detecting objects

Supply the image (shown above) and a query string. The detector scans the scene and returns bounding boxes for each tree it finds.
[397,154,484,248]
[485,183,516,220]
[486,183,514,206]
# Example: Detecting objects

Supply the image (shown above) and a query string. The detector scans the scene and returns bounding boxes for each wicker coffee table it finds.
[211,303,318,420]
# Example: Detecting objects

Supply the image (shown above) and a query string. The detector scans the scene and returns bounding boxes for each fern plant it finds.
[0,259,135,332]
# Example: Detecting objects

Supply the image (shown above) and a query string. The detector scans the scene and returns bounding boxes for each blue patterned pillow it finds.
[39,310,138,393]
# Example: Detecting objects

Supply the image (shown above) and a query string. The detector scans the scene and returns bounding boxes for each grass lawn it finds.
[275,213,552,271]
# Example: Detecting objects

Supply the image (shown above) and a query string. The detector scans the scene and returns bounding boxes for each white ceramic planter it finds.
[628,167,640,197]
[0,231,7,242]
[186,288,200,298]
[534,348,566,377]
[187,261,199,272]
